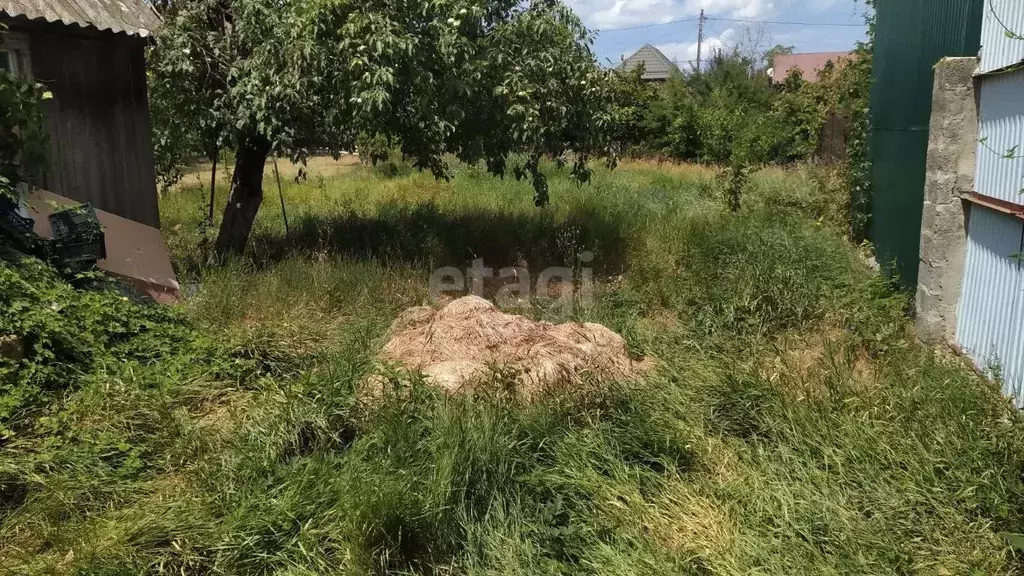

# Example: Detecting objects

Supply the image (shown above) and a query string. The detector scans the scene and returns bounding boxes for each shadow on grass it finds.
[244,201,631,275]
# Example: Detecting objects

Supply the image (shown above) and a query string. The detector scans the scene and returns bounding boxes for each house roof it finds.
[620,44,679,81]
[771,51,854,83]
[0,0,162,37]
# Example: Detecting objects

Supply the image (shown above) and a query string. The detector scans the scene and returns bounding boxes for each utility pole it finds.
[695,9,706,75]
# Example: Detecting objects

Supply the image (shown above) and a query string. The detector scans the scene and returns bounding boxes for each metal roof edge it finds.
[0,1,162,38]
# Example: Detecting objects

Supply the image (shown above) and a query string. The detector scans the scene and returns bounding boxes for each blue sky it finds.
[566,0,872,70]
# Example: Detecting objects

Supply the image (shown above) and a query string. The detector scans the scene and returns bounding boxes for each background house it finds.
[620,44,679,82]
[770,51,853,84]
[0,0,163,228]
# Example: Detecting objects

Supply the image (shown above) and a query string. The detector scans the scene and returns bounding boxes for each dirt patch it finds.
[760,322,874,400]
[174,154,361,191]
[0,334,23,361]
[618,159,718,177]
[379,296,650,396]
[649,489,737,558]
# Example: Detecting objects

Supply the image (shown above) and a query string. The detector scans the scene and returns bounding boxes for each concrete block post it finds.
[915,57,978,344]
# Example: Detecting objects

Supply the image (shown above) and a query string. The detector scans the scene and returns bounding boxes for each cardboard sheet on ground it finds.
[26,190,180,303]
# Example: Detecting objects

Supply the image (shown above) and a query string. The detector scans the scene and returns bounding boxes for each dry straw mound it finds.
[380,296,649,395]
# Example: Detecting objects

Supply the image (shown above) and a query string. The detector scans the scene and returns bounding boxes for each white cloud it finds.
[567,0,838,30]
[651,27,737,66]
[570,0,688,29]
[688,0,774,19]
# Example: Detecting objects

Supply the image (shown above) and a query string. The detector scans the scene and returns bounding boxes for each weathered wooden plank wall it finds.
[816,112,847,164]
[11,22,160,228]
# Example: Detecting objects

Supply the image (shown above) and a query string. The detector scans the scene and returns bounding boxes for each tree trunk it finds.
[215,135,271,256]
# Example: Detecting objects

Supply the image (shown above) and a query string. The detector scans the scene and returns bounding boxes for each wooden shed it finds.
[0,0,162,228]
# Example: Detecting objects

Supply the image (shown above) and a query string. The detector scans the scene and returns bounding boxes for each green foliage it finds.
[355,132,394,166]
[632,14,875,240]
[638,49,821,166]
[604,67,658,156]
[148,65,208,192]
[5,161,1024,573]
[719,158,750,212]
[841,7,876,241]
[0,28,48,203]
[636,41,872,179]
[149,0,630,252]
[756,71,824,162]
[763,44,794,65]
[0,253,195,434]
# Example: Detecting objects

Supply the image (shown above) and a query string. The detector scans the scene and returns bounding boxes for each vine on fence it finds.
[978,2,1024,196]
[0,27,49,204]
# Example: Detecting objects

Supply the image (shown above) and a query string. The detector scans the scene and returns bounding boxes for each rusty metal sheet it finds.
[0,0,161,37]
[961,191,1024,219]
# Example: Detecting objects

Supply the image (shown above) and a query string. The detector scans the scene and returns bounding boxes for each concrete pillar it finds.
[915,57,978,344]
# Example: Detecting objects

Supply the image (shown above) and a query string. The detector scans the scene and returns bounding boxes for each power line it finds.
[597,18,700,48]
[706,16,866,27]
[635,18,710,45]
[598,17,699,32]
[598,14,866,32]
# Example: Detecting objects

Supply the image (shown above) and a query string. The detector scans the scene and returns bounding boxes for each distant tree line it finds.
[146,1,876,250]
[614,45,868,169]
[606,13,875,229]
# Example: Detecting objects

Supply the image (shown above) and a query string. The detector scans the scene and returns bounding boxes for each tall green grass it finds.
[2,159,1023,574]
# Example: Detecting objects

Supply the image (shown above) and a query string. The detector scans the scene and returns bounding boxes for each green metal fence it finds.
[869,0,983,288]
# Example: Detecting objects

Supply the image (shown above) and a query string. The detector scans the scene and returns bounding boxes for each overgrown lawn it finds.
[3,159,1023,574]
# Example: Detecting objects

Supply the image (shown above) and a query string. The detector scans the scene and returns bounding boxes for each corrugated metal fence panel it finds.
[979,0,1024,74]
[871,0,927,132]
[976,68,1024,205]
[955,205,1024,404]
[870,130,929,280]
[1011,282,1024,402]
[870,0,984,288]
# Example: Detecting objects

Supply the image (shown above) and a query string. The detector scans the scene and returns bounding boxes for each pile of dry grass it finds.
[380,296,649,396]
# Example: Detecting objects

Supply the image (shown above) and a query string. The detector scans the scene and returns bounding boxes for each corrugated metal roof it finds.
[955,205,1024,405]
[979,0,1024,75]
[0,0,161,37]
[976,68,1024,206]
[771,52,854,83]
[620,44,679,81]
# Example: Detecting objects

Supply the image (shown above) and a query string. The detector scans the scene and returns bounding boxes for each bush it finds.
[0,254,194,432]
[0,28,48,202]
[637,51,848,168]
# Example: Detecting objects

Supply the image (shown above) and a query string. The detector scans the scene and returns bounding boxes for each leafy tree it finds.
[641,73,696,159]
[605,66,657,156]
[763,44,794,72]
[755,69,824,163]
[691,48,774,107]
[147,67,214,193]
[642,49,785,165]
[150,0,620,256]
